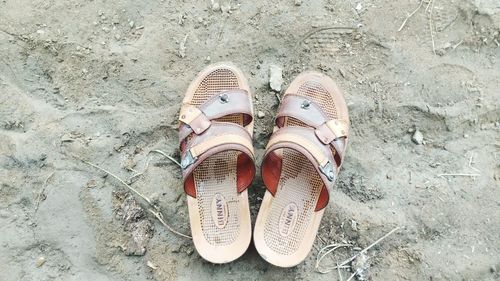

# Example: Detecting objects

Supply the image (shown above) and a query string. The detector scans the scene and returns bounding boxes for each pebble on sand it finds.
[269,64,283,92]
[257,111,265,118]
[36,257,46,268]
[412,130,424,145]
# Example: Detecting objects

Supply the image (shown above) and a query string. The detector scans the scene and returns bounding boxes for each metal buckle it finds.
[319,161,335,182]
[181,150,197,169]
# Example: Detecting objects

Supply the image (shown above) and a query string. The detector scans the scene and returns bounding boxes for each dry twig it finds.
[80,158,153,205]
[150,149,181,168]
[428,0,436,55]
[300,26,357,43]
[316,243,353,273]
[398,0,424,32]
[34,171,55,214]
[339,227,400,268]
[78,157,191,239]
[316,227,400,275]
[148,209,191,239]
[346,271,357,281]
[337,263,344,281]
[438,173,480,177]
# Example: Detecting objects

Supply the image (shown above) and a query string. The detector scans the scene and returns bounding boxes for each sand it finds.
[1,0,499,280]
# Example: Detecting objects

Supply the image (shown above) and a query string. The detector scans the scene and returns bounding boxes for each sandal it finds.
[178,62,255,263]
[254,71,349,267]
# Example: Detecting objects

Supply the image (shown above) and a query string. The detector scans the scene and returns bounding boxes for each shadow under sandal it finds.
[254,71,350,267]
[178,63,255,263]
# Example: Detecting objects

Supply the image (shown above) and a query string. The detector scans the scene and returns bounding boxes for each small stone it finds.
[339,68,347,78]
[170,243,181,253]
[412,130,424,145]
[221,3,231,13]
[178,34,188,58]
[205,56,211,63]
[269,64,283,92]
[351,220,358,231]
[147,260,158,270]
[129,20,135,28]
[0,210,9,218]
[257,111,265,119]
[36,257,46,268]
[212,2,220,11]
[294,0,302,6]
[114,34,121,40]
[86,179,97,188]
[355,2,363,11]
[463,133,469,138]
[407,127,415,133]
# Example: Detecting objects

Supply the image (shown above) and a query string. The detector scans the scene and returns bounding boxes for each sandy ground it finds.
[1,0,499,280]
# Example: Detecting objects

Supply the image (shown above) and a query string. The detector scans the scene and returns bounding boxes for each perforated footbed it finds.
[263,80,338,255]
[189,69,245,246]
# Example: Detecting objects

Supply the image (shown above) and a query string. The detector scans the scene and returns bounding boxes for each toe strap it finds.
[181,122,255,198]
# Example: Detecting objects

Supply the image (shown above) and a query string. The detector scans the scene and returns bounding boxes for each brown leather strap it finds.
[180,122,255,197]
[179,89,252,140]
[275,94,329,128]
[263,127,338,191]
[275,94,348,166]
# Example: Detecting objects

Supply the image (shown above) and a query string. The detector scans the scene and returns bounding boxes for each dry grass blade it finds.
[316,227,400,275]
[79,158,153,205]
[148,209,192,239]
[78,157,191,239]
[337,227,400,268]
[337,263,344,281]
[428,0,436,55]
[300,26,357,44]
[150,149,181,168]
[315,243,353,273]
[438,173,480,177]
[346,271,357,281]
[398,0,424,32]
[34,171,55,214]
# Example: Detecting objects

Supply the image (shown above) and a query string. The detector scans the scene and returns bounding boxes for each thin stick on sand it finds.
[150,149,181,168]
[346,271,357,281]
[338,227,400,268]
[148,209,192,239]
[129,149,182,183]
[316,243,353,273]
[80,158,153,205]
[78,157,191,239]
[438,173,481,177]
[428,0,436,55]
[337,263,344,281]
[398,0,424,32]
[316,227,400,274]
[34,171,55,214]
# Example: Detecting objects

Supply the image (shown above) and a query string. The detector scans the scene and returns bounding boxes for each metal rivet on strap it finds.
[301,100,311,109]
[219,93,229,103]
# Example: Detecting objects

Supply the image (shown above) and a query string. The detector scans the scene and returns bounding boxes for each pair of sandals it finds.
[178,62,349,267]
